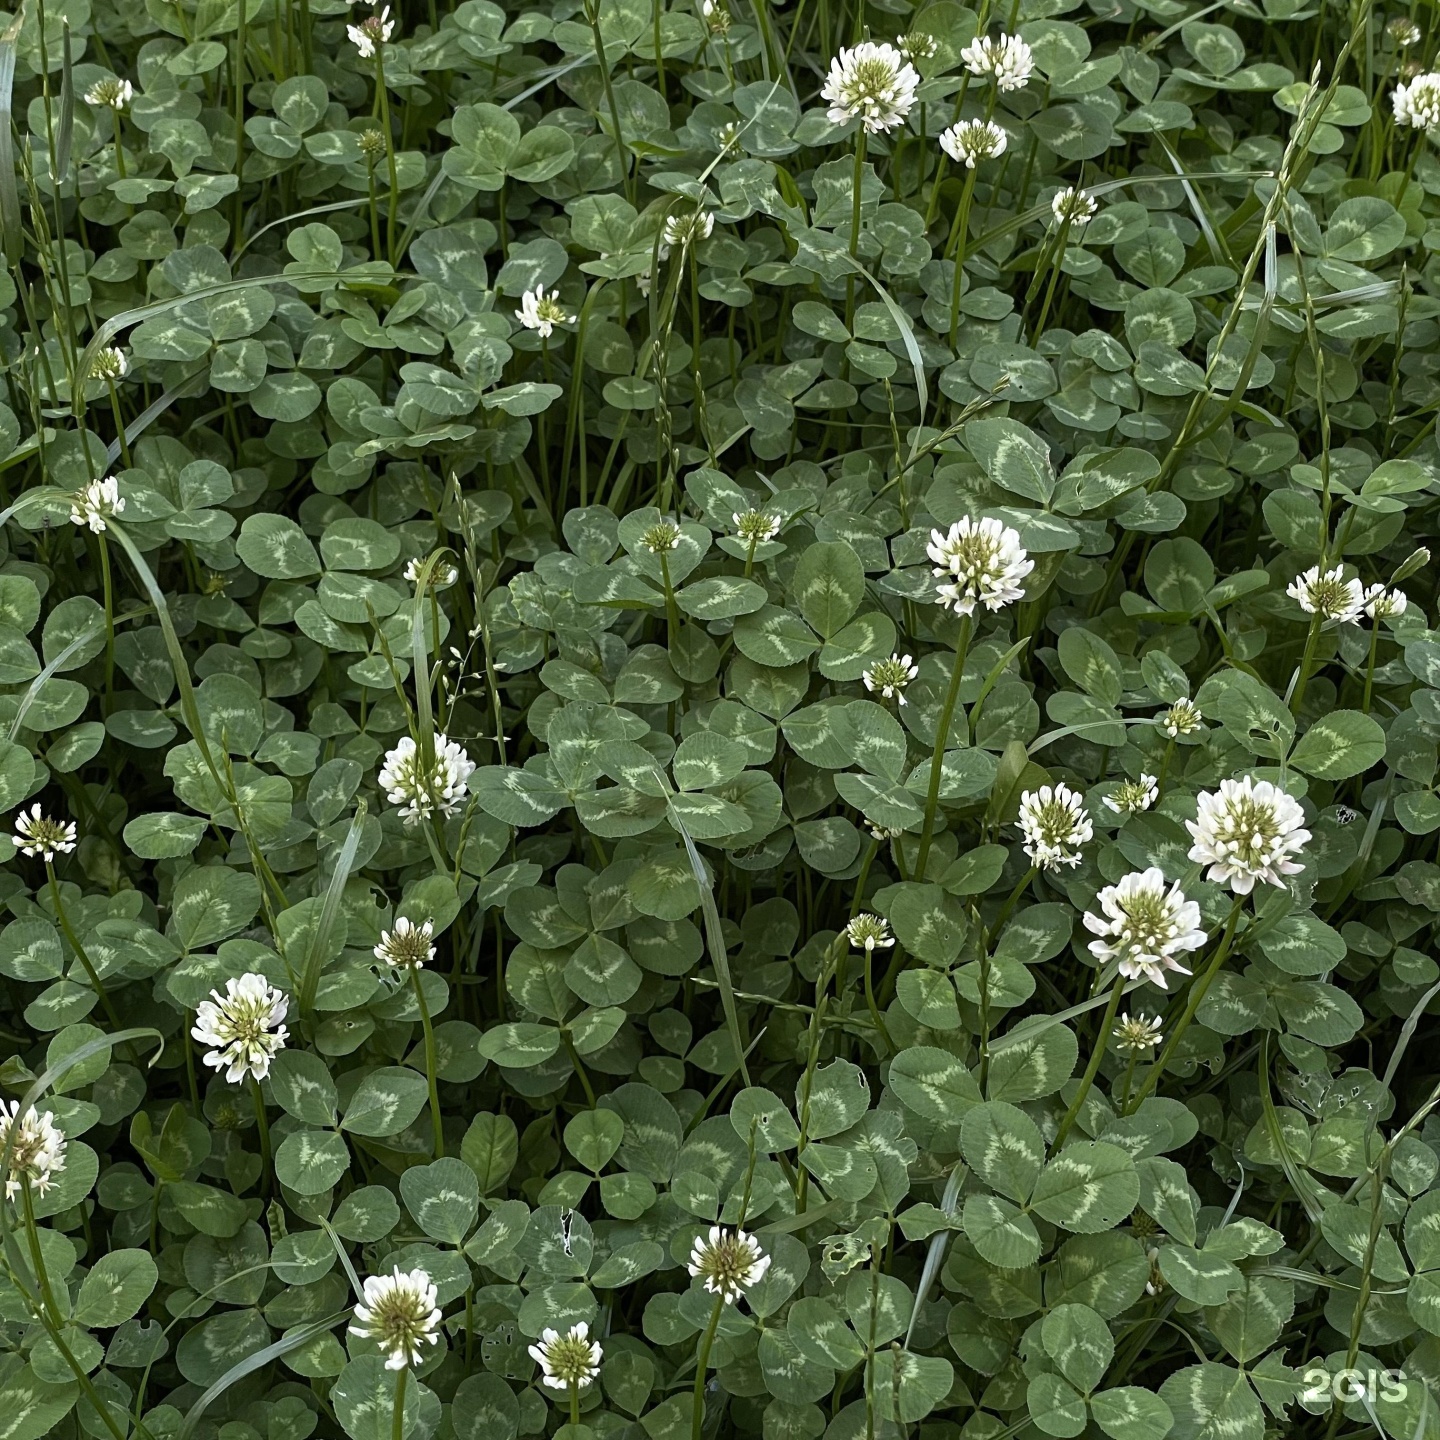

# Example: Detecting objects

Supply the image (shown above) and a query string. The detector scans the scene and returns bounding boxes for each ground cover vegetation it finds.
[0,0,1436,1438]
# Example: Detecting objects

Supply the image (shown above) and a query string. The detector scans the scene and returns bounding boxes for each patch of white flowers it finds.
[1017,783,1092,870]
[530,1322,602,1390]
[960,32,1034,91]
[1112,1013,1164,1052]
[863,654,918,704]
[1159,698,1203,738]
[379,733,476,823]
[661,210,715,257]
[349,1268,442,1370]
[515,285,573,338]
[1365,584,1408,620]
[939,119,1008,167]
[1287,565,1366,623]
[1105,774,1158,816]
[688,1225,771,1303]
[928,515,1033,614]
[347,4,394,57]
[1187,776,1310,895]
[13,805,77,861]
[845,913,894,953]
[0,1101,66,1201]
[1085,868,1207,989]
[374,917,436,969]
[1394,71,1440,130]
[191,973,289,1083]
[1052,186,1097,226]
[734,510,781,543]
[822,42,919,133]
[70,476,125,533]
[85,77,132,108]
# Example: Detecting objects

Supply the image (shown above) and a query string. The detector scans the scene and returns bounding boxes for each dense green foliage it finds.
[0,0,1439,1439]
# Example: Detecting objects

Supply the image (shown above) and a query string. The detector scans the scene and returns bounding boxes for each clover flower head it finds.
[1113,1012,1164,1052]
[863,653,919,704]
[85,77,133,109]
[898,32,939,63]
[642,521,683,554]
[348,5,394,56]
[869,823,904,840]
[13,804,77,861]
[1017,782,1091,870]
[1159,698,1203,738]
[70,475,124,533]
[1395,71,1440,128]
[661,210,715,258]
[1052,186,1097,226]
[700,0,731,34]
[1287,564,1366,623]
[733,509,781,543]
[1085,868,1206,989]
[375,916,436,969]
[191,973,289,1083]
[379,733,476,824]
[845,912,894,953]
[358,128,387,161]
[688,1225,771,1303]
[89,346,128,381]
[349,1268,442,1370]
[515,285,572,338]
[822,42,919,133]
[529,1322,602,1390]
[1365,583,1409,620]
[404,556,459,587]
[0,1101,66,1202]
[1104,774,1159,816]
[928,515,1033,614]
[960,32,1034,91]
[939,118,1008,167]
[1186,775,1310,895]
[717,120,743,152]
[1389,17,1422,46]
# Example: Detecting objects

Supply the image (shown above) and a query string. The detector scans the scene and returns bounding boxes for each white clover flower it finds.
[12,805,77,861]
[375,916,435,969]
[960,33,1034,91]
[688,1225,771,1302]
[641,521,682,554]
[404,556,459,587]
[85,77,133,109]
[1052,186,1097,226]
[898,32,939,63]
[939,118,1008,167]
[379,733,476,823]
[1085,868,1207,990]
[89,346,128,381]
[733,509,781,543]
[1017,782,1092,871]
[0,1101,66,1201]
[1365,583,1409,620]
[1112,1013,1164,1052]
[529,1322,602,1390]
[699,0,730,32]
[1394,71,1440,129]
[822,42,919,133]
[863,653,919,704]
[191,973,289,1083]
[515,284,573,338]
[1389,17,1422,47]
[928,515,1033,615]
[348,5,394,57]
[69,475,125,533]
[1287,564,1367,623]
[717,120,743,152]
[869,823,904,840]
[1104,774,1159,816]
[1159,698,1203,738]
[349,1268,442,1370]
[1187,776,1311,895]
[660,210,715,259]
[845,913,894,953]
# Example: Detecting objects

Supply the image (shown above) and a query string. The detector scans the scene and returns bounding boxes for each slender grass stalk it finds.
[249,1075,272,1197]
[915,613,973,877]
[409,963,444,1157]
[691,1295,725,1440]
[45,860,121,1031]
[1053,975,1126,1147]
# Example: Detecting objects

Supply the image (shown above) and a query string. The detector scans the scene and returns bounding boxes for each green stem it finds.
[570,1382,581,1430]
[376,50,399,265]
[1289,612,1323,716]
[1125,897,1246,1115]
[46,862,121,1031]
[98,534,115,713]
[410,963,444,1158]
[946,167,979,349]
[915,614,973,878]
[1053,976,1126,1147]
[691,1294,725,1440]
[844,127,867,336]
[1361,617,1381,714]
[393,1364,408,1440]
[249,1074,272,1197]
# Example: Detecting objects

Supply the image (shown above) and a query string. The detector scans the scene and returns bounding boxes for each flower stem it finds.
[1362,619,1381,713]
[1125,897,1246,1115]
[249,1074,272,1198]
[570,1382,581,1431]
[845,127,868,337]
[409,963,444,1158]
[1289,612,1323,716]
[45,861,121,1031]
[1052,975,1126,1148]
[691,1294,725,1440]
[393,1364,408,1440]
[915,614,973,878]
[946,167,979,349]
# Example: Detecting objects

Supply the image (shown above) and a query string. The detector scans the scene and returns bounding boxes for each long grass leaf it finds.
[297,804,367,1016]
